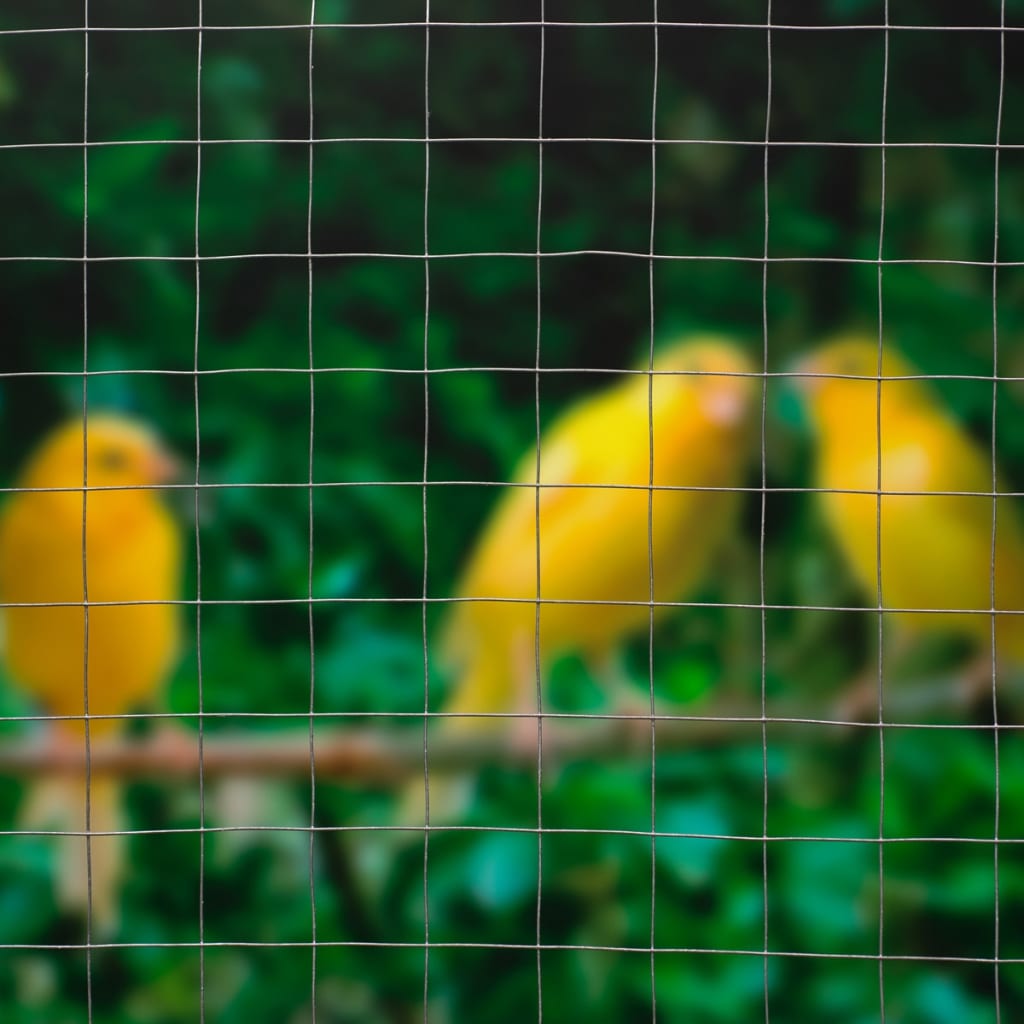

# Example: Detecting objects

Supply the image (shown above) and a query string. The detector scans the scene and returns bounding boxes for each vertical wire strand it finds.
[759,2,773,1019]
[420,3,432,1018]
[533,2,546,1019]
[80,2,94,1018]
[306,2,319,1019]
[192,4,206,1020]
[874,4,891,1020]
[646,2,660,1018]
[989,3,1006,1020]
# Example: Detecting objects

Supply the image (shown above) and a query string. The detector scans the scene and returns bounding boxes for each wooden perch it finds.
[0,668,1010,783]
[0,712,760,784]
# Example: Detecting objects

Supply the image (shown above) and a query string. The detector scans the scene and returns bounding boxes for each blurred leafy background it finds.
[2,0,1024,1020]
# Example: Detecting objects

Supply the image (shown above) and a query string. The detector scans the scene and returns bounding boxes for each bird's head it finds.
[653,335,756,428]
[18,415,182,493]
[792,334,925,433]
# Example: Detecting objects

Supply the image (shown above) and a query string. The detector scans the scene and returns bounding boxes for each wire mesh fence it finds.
[0,1,1021,1021]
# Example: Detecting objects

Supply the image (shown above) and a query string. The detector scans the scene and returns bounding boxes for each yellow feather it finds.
[0,414,183,928]
[797,334,1024,667]
[405,336,756,825]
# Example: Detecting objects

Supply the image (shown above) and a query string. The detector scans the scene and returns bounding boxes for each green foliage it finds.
[1,0,1023,1019]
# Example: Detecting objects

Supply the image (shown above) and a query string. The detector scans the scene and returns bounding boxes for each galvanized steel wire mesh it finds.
[0,2,1021,1021]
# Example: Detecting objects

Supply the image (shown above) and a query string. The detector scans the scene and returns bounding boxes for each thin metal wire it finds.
[2,708,1022,729]
[305,2,319,1019]
[759,3,773,1019]
[420,4,432,1018]
[4,137,1024,151]
[3,252,1022,266]
[7,137,1024,151]
[533,3,546,1020]
[2,20,1023,33]
[11,823,1024,844]
[192,4,206,1019]
[874,5,891,1020]
[5,366,1023,382]
[646,2,659,1017]
[0,939,1015,962]
[2,708,1015,733]
[4,595,1024,616]
[8,366,1024,382]
[989,5,1007,1020]
[80,3,95,1017]
[8,479,1024,498]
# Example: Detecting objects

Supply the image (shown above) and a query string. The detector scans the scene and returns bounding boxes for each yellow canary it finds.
[0,414,183,928]
[406,336,756,824]
[796,334,1024,681]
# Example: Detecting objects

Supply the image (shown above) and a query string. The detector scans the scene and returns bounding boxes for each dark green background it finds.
[1,1,1023,1020]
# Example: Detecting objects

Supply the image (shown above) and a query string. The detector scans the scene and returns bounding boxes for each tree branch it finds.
[0,668,1003,783]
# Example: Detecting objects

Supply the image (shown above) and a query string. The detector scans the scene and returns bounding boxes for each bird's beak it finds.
[153,449,209,522]
[699,377,749,426]
[148,447,186,486]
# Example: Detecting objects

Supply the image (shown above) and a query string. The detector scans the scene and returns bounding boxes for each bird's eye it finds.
[838,356,870,377]
[96,448,128,471]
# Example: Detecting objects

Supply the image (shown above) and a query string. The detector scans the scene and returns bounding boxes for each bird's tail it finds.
[21,774,125,933]
[396,762,475,833]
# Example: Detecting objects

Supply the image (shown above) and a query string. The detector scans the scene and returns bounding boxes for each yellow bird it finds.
[407,336,756,825]
[795,334,1024,705]
[0,414,183,928]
